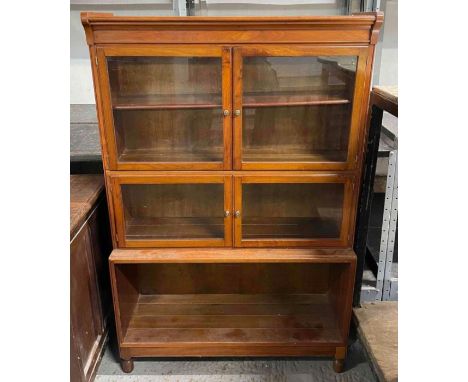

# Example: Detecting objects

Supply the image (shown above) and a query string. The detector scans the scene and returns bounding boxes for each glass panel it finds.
[242,183,344,240]
[242,56,357,163]
[121,184,224,240]
[107,57,223,163]
[114,109,223,162]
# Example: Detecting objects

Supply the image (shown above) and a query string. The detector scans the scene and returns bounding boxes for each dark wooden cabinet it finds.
[70,175,112,382]
[82,12,383,373]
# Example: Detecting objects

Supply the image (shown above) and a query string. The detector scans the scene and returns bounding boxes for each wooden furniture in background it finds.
[71,175,112,382]
[82,12,383,373]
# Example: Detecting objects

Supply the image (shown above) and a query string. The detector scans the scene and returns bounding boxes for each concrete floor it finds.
[95,338,376,382]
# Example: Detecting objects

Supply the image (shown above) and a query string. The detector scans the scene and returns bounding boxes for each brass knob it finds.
[234,210,241,218]
[234,109,241,116]
[224,210,230,217]
[223,109,230,116]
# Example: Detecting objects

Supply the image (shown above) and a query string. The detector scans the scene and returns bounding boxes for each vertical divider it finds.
[234,176,243,247]
[233,48,243,170]
[222,47,233,170]
[224,175,233,247]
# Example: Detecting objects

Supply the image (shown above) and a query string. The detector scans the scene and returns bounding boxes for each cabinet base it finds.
[118,346,347,374]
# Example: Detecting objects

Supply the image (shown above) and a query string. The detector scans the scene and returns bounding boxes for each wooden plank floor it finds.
[354,302,397,382]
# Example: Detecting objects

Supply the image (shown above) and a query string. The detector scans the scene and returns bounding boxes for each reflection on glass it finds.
[114,109,223,162]
[122,184,224,240]
[242,56,356,163]
[107,57,223,163]
[108,57,221,106]
[242,183,344,239]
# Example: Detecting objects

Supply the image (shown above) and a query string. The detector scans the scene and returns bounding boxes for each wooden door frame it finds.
[96,44,232,171]
[233,172,355,248]
[232,45,369,171]
[108,172,233,248]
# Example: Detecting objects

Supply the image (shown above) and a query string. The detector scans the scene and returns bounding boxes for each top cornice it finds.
[81,11,384,46]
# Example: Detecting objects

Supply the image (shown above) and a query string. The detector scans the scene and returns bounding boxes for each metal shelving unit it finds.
[354,86,398,304]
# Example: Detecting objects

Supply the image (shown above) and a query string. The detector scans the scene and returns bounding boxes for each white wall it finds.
[70,2,176,104]
[192,0,345,16]
[374,0,398,86]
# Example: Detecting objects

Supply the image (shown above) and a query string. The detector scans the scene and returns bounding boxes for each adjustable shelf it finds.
[242,149,347,163]
[125,217,224,240]
[243,92,350,108]
[118,148,223,164]
[112,94,222,110]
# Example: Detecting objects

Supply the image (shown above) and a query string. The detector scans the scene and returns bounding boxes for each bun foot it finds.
[120,358,134,373]
[333,358,344,373]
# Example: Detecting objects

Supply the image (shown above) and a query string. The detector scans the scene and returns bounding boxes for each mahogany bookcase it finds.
[82,12,383,373]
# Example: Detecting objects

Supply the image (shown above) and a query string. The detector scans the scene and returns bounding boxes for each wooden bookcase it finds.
[82,12,383,374]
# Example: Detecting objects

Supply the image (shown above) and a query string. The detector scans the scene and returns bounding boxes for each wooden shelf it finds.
[243,92,350,108]
[118,149,347,164]
[242,217,341,239]
[112,94,222,110]
[126,217,224,240]
[111,93,349,110]
[109,248,356,264]
[242,149,347,163]
[119,148,223,163]
[122,293,342,347]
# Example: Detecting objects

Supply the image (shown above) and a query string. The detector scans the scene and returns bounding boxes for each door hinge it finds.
[95,55,98,66]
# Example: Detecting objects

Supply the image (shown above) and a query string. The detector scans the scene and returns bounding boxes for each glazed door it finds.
[233,173,354,247]
[233,46,368,170]
[97,46,232,170]
[110,173,232,247]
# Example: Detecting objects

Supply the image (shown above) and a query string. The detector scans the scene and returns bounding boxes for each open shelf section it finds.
[243,92,350,108]
[110,248,356,264]
[122,293,342,347]
[110,256,356,356]
[112,94,222,110]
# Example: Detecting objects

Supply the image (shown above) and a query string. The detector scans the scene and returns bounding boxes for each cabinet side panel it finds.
[111,264,140,339]
[328,259,356,340]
